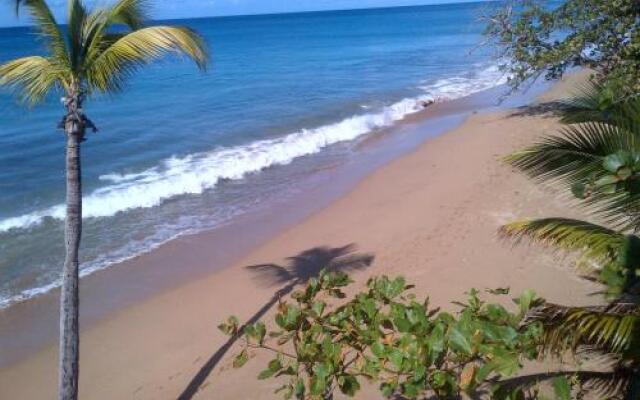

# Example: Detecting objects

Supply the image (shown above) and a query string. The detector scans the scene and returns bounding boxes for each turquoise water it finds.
[0,2,505,307]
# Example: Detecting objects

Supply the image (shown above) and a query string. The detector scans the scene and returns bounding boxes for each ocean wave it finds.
[0,64,507,234]
[0,222,206,309]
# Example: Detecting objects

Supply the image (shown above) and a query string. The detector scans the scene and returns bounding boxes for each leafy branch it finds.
[219,270,557,399]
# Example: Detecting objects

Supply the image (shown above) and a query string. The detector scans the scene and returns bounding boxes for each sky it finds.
[0,0,486,27]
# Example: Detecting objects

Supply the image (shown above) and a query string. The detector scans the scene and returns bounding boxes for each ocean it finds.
[0,2,506,309]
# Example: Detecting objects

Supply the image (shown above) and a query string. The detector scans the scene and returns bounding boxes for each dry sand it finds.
[0,73,601,399]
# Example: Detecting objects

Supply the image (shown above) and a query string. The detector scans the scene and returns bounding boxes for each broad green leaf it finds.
[371,342,386,358]
[311,301,325,317]
[294,378,305,398]
[258,368,276,380]
[603,152,629,173]
[402,381,421,398]
[380,382,396,397]
[388,348,404,370]
[431,370,447,388]
[427,323,445,363]
[448,326,473,355]
[233,350,248,368]
[515,289,537,314]
[338,375,360,397]
[310,375,327,396]
[595,174,619,187]
[552,376,571,400]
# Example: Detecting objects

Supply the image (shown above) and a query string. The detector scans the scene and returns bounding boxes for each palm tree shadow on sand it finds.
[176,244,374,400]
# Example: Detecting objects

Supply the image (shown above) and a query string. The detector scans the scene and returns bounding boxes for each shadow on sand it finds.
[176,244,374,400]
[506,100,567,119]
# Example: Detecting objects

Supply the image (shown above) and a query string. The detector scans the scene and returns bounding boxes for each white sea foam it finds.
[0,226,199,309]
[0,64,507,237]
[0,64,508,309]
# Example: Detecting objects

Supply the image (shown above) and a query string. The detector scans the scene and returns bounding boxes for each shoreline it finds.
[0,74,598,399]
[0,79,544,366]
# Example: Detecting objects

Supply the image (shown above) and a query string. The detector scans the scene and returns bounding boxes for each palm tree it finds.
[500,85,640,398]
[0,1,208,399]
[506,94,640,229]
[556,81,639,125]
[500,218,640,399]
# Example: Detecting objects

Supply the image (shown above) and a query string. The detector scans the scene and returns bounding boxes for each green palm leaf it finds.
[506,121,640,229]
[501,218,640,295]
[559,82,619,124]
[104,0,149,29]
[0,56,66,104]
[500,218,625,264]
[67,0,88,73]
[526,302,640,358]
[16,0,69,68]
[85,26,208,93]
[496,370,633,400]
[82,0,149,69]
[5,0,209,103]
[558,81,640,129]
[506,122,635,184]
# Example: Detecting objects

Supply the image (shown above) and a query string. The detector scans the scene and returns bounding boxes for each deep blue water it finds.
[0,2,505,307]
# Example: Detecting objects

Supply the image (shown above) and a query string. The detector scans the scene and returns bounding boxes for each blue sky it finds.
[0,0,485,27]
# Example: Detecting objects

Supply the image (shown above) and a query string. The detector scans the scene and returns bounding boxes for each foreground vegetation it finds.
[220,272,545,399]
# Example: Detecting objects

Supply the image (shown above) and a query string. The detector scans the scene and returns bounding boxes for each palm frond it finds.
[17,0,69,68]
[526,302,640,357]
[500,218,625,265]
[85,26,208,93]
[587,191,640,232]
[610,97,640,134]
[105,0,149,29]
[495,369,633,400]
[500,218,640,294]
[82,0,149,69]
[506,122,634,185]
[559,81,640,129]
[0,56,66,104]
[67,0,88,74]
[506,121,640,229]
[559,81,618,124]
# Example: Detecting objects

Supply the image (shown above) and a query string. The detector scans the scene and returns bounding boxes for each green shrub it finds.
[220,270,547,399]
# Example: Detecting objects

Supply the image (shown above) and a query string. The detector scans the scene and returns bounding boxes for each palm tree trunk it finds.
[59,126,83,400]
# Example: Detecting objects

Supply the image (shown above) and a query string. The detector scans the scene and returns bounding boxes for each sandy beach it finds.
[0,73,600,399]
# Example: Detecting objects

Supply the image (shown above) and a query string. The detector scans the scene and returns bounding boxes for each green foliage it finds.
[1,0,209,104]
[500,218,639,297]
[505,94,640,230]
[557,82,636,125]
[221,270,545,399]
[483,0,640,93]
[503,81,640,398]
[503,85,640,298]
[551,376,571,400]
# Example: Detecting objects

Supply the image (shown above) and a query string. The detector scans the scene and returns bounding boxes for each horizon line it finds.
[0,0,496,29]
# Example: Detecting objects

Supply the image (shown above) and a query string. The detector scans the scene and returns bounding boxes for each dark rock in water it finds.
[420,100,435,108]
